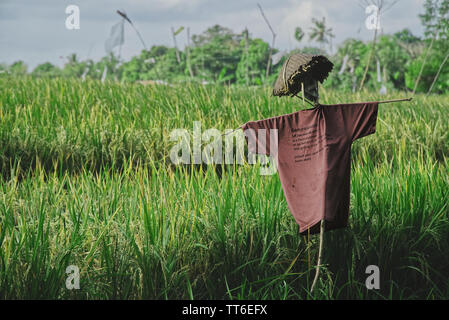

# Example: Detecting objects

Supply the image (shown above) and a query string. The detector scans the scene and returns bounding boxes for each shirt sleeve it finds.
[341,102,379,142]
[242,117,277,156]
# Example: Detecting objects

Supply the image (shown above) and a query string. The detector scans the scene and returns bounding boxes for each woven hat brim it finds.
[273,54,334,97]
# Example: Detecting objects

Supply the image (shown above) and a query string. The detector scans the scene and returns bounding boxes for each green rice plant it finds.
[0,76,448,299]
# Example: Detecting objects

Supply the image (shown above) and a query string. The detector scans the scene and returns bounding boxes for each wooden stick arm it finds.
[376,97,413,104]
[318,97,413,106]
[223,97,413,136]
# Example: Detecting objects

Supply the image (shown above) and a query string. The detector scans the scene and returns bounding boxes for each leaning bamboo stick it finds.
[301,83,305,105]
[310,219,325,294]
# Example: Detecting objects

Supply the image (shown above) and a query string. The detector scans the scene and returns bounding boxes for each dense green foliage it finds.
[0,77,448,299]
[2,0,449,93]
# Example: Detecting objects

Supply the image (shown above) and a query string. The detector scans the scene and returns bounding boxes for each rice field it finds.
[0,76,448,299]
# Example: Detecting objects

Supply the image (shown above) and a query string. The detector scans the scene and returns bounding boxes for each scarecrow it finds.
[241,52,411,293]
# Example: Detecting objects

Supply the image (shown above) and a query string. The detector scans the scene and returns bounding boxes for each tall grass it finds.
[0,76,448,299]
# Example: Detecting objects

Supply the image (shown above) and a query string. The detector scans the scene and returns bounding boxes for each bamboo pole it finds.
[301,83,305,105]
[171,27,181,64]
[310,219,325,294]
[307,227,311,270]
[427,50,449,95]
[116,10,147,50]
[186,27,194,79]
[376,97,412,104]
[359,26,378,91]
[257,3,276,82]
[244,28,249,86]
[413,37,435,95]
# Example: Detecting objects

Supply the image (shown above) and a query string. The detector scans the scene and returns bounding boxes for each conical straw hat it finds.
[273,53,334,100]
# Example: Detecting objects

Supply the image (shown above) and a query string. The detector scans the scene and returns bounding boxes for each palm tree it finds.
[309,17,335,52]
[294,27,305,45]
[66,53,78,66]
[63,53,85,78]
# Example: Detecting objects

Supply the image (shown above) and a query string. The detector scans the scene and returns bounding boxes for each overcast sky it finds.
[0,0,425,70]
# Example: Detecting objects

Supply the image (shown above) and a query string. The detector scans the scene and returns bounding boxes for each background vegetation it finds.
[1,0,448,94]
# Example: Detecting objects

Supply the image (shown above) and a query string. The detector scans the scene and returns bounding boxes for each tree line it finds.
[1,0,448,94]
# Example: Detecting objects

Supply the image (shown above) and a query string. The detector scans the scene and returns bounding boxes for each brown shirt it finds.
[242,102,379,234]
